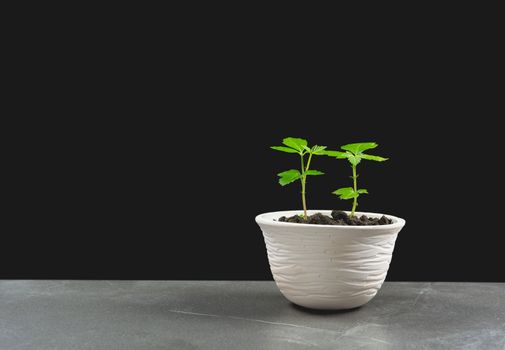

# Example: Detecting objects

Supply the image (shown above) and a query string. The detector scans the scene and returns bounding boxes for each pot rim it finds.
[256,210,406,230]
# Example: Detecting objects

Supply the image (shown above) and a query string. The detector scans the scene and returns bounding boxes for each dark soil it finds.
[277,210,393,226]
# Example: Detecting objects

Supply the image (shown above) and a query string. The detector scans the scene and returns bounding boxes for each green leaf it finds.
[271,146,300,154]
[360,153,388,162]
[332,187,359,200]
[311,145,327,155]
[333,187,354,195]
[282,137,308,152]
[323,150,349,159]
[302,145,311,152]
[348,154,362,166]
[341,192,359,200]
[357,189,368,194]
[341,142,378,155]
[305,170,324,176]
[277,169,301,186]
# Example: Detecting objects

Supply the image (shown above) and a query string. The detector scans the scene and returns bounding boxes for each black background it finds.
[3,22,504,281]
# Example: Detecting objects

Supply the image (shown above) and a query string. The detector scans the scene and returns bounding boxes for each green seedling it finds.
[325,142,388,217]
[271,137,327,220]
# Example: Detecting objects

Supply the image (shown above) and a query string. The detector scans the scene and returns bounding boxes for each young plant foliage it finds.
[325,142,387,216]
[271,137,326,220]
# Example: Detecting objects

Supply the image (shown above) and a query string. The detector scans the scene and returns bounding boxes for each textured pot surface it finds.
[256,210,406,310]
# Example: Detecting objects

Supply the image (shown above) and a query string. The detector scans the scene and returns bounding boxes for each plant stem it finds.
[301,152,314,220]
[351,164,358,216]
[300,154,307,219]
[305,152,313,173]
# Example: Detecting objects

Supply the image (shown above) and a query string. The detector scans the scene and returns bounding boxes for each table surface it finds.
[0,281,504,350]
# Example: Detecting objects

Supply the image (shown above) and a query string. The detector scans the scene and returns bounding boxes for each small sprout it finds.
[325,142,387,217]
[271,137,326,220]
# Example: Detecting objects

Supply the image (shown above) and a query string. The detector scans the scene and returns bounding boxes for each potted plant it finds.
[256,138,406,310]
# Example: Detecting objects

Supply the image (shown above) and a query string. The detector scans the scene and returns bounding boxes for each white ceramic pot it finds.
[256,210,406,310]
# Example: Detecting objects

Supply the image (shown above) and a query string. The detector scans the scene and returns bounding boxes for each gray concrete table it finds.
[0,281,504,350]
